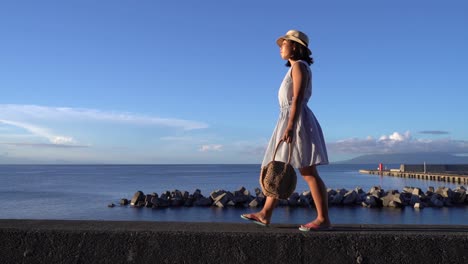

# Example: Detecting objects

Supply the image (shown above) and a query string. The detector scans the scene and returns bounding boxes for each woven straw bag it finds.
[260,140,297,199]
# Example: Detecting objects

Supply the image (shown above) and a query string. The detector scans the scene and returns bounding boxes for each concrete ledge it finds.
[1,220,467,264]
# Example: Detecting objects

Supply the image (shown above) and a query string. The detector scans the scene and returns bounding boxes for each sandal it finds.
[240,214,269,227]
[299,222,332,232]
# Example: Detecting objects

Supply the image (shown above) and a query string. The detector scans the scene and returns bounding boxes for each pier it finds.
[359,169,468,185]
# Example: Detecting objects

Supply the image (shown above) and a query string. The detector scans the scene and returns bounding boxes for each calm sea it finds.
[0,164,466,225]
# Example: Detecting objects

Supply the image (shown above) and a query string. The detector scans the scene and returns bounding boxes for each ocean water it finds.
[0,164,466,225]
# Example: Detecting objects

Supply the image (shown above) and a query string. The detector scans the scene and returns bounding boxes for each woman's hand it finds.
[282,127,294,143]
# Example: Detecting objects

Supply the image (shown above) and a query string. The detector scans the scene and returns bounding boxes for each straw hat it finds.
[276,29,311,54]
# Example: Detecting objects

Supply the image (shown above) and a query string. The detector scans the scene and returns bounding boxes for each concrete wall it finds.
[400,164,468,173]
[1,220,467,264]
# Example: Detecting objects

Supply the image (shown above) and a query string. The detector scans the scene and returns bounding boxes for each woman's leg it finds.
[242,196,278,225]
[300,165,331,226]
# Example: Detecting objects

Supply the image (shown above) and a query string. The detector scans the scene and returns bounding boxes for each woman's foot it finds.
[298,219,332,231]
[240,213,269,226]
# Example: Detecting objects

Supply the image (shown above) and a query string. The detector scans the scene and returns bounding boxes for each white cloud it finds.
[419,130,450,135]
[1,142,87,148]
[378,131,410,142]
[0,104,209,151]
[199,144,223,152]
[329,131,468,154]
[0,119,77,146]
[51,136,75,145]
[160,136,194,141]
[0,104,208,130]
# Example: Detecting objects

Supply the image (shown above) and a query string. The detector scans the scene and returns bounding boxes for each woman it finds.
[241,30,331,231]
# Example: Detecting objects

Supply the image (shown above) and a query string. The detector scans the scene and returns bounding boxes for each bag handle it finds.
[272,139,293,165]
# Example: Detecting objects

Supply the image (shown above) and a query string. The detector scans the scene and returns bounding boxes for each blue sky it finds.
[1,0,467,164]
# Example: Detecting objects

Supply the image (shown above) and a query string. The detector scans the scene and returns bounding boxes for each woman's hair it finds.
[286,40,314,67]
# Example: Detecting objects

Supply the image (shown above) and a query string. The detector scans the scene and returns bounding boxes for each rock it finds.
[412,188,424,196]
[160,191,171,200]
[355,187,365,195]
[150,196,158,206]
[453,187,467,204]
[184,195,194,207]
[278,199,289,206]
[410,195,421,206]
[354,194,364,204]
[327,189,336,203]
[193,189,203,200]
[388,200,403,208]
[403,186,414,193]
[248,199,259,207]
[169,189,188,207]
[211,191,234,207]
[435,187,453,199]
[381,194,394,207]
[130,191,145,206]
[215,193,229,207]
[288,192,300,206]
[380,193,404,207]
[249,197,263,207]
[443,198,453,207]
[194,197,212,206]
[430,194,444,208]
[330,193,343,205]
[214,200,225,208]
[255,188,262,197]
[145,194,154,207]
[210,190,225,200]
[151,198,169,208]
[364,195,381,207]
[119,198,129,206]
[398,193,410,206]
[231,194,250,204]
[343,190,357,205]
[337,188,348,196]
[171,189,183,200]
[234,186,246,197]
[158,198,170,208]
[368,186,384,198]
[123,185,468,210]
[299,191,312,207]
[232,188,251,204]
[170,198,184,207]
[355,188,366,203]
[327,189,337,196]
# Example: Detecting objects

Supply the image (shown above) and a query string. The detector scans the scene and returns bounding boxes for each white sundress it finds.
[261,60,329,169]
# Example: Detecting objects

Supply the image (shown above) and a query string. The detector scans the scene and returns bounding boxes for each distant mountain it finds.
[337,152,468,165]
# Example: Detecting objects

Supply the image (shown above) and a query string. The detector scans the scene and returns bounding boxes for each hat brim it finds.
[276,36,311,55]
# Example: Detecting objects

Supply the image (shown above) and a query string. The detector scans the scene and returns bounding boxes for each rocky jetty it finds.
[115,185,467,209]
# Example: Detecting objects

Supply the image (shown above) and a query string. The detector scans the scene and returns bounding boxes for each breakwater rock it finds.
[110,185,468,209]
